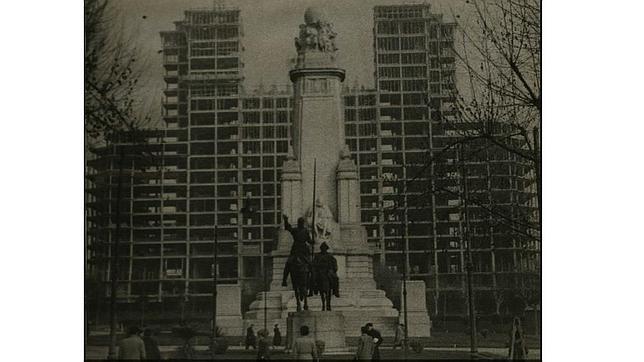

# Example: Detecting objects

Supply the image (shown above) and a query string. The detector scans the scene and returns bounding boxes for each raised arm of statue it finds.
[283,214,292,232]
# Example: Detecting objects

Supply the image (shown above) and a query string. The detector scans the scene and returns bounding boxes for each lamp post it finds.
[107,148,125,360]
[459,144,478,355]
[241,197,265,330]
[401,184,409,357]
[212,225,218,342]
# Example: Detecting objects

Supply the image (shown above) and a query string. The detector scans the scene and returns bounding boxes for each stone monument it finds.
[244,7,399,346]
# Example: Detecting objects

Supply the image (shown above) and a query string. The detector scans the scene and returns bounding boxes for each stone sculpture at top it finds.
[295,7,338,53]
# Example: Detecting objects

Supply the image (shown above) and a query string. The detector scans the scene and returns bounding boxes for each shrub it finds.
[315,340,325,355]
[409,339,424,353]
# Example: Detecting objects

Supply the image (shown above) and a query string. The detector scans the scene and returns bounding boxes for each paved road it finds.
[85,345,541,360]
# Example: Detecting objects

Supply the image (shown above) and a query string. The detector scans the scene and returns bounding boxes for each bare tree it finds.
[85,1,156,358]
[447,0,541,227]
[85,0,151,143]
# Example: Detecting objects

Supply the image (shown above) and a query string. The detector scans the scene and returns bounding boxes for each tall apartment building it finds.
[86,3,539,324]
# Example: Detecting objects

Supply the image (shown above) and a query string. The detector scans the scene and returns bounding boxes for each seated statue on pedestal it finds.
[305,197,339,245]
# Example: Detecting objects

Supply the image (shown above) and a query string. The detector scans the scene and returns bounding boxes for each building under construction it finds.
[86,3,539,328]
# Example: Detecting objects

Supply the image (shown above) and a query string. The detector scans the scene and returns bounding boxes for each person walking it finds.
[365,323,382,360]
[272,324,282,349]
[392,323,405,350]
[355,326,375,361]
[257,329,271,360]
[293,325,318,361]
[508,317,528,360]
[246,324,257,350]
[117,326,146,360]
[142,328,161,360]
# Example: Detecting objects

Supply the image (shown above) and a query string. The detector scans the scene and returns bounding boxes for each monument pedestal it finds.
[244,6,401,341]
[287,311,347,353]
[400,280,432,337]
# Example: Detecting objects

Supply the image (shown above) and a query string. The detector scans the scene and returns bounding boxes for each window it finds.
[262,126,274,138]
[379,80,400,92]
[217,84,238,96]
[377,53,400,64]
[378,67,400,78]
[242,112,260,124]
[403,79,426,92]
[243,98,260,109]
[217,41,238,55]
[191,48,215,57]
[345,109,356,122]
[400,36,425,50]
[217,57,238,69]
[276,98,288,108]
[403,94,423,105]
[218,26,238,39]
[345,124,357,137]
[190,58,215,71]
[276,125,289,138]
[401,53,426,64]
[276,111,288,123]
[377,22,398,34]
[402,66,426,78]
[401,21,425,34]
[358,95,376,106]
[358,108,376,122]
[344,96,356,107]
[262,142,274,153]
[377,37,399,51]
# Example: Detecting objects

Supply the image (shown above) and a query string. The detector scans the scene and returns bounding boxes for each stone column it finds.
[280,148,302,223]
[336,146,361,225]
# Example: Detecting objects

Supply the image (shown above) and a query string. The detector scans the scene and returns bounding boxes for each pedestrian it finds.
[355,326,375,361]
[392,323,405,350]
[118,326,146,360]
[293,325,318,361]
[508,317,528,360]
[273,324,282,348]
[257,329,271,360]
[365,323,382,360]
[246,324,257,350]
[142,328,161,360]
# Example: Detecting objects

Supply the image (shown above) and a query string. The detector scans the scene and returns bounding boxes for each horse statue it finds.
[281,215,314,311]
[312,242,340,311]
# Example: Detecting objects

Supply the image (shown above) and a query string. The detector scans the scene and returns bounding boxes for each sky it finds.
[111,0,464,120]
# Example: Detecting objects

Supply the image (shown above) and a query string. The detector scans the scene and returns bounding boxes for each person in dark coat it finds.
[257,329,270,360]
[245,324,257,350]
[142,328,161,360]
[355,326,375,360]
[272,324,282,348]
[508,317,528,360]
[118,326,146,360]
[393,323,405,350]
[365,323,383,360]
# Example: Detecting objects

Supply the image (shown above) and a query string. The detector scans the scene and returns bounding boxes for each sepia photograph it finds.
[83,0,541,360]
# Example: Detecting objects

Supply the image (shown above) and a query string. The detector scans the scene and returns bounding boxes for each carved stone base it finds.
[245,225,399,337]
